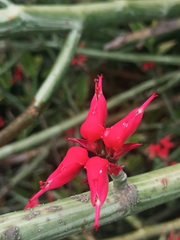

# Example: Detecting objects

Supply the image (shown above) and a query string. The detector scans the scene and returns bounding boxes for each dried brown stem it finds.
[104,19,180,50]
[0,102,38,147]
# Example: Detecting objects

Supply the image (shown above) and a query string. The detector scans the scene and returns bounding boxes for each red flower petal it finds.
[68,137,98,154]
[145,143,161,160]
[85,156,109,229]
[24,198,39,209]
[108,163,123,176]
[102,93,157,150]
[160,135,175,149]
[80,75,107,142]
[113,143,142,159]
[28,146,89,203]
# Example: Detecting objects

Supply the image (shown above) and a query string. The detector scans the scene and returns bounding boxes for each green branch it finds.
[0,145,50,200]
[4,40,180,65]
[0,28,81,147]
[105,218,180,240]
[0,164,180,239]
[1,1,180,37]
[78,48,180,65]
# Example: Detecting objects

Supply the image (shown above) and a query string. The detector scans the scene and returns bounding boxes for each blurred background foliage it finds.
[0,0,180,239]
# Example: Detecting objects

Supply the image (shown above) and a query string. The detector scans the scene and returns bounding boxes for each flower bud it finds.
[80,75,107,142]
[102,93,157,150]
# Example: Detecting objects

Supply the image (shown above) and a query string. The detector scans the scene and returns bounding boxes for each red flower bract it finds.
[80,75,107,142]
[102,93,157,150]
[26,146,89,205]
[85,156,109,230]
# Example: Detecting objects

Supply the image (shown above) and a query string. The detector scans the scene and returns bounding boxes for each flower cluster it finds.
[145,135,176,164]
[25,75,157,229]
[71,55,87,66]
[11,65,24,84]
[141,62,155,72]
[71,42,87,68]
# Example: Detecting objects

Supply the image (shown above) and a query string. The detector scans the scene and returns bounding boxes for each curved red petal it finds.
[27,146,89,203]
[102,93,157,150]
[85,156,109,228]
[80,75,107,142]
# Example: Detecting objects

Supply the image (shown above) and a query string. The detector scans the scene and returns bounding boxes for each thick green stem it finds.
[0,164,180,239]
[1,1,180,37]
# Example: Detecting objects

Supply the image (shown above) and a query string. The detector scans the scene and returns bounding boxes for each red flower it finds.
[25,74,156,229]
[145,135,175,163]
[168,230,180,240]
[71,55,87,66]
[160,135,176,149]
[11,65,24,84]
[142,62,155,72]
[25,146,89,205]
[71,42,87,67]
[157,146,169,162]
[145,144,161,159]
[80,75,107,142]
[85,157,109,230]
[102,93,157,150]
[0,116,4,128]
[170,161,178,166]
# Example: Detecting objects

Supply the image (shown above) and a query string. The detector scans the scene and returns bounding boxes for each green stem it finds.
[0,51,23,76]
[107,70,180,109]
[0,28,81,147]
[161,92,178,121]
[1,1,180,37]
[0,70,179,160]
[105,218,180,240]
[78,48,180,65]
[0,88,25,112]
[0,0,13,7]
[10,146,50,187]
[125,215,143,229]
[0,146,50,199]
[5,40,180,65]
[0,164,180,239]
[111,170,127,190]
[34,29,81,108]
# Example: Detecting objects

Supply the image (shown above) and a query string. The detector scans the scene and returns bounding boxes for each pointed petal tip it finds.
[95,74,104,95]
[139,92,158,112]
[24,198,39,209]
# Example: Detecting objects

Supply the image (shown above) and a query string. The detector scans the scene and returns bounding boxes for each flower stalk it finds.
[111,170,127,190]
